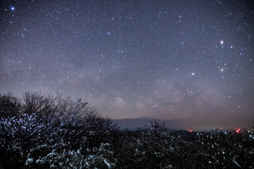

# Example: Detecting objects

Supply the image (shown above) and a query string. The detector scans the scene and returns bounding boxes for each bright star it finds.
[221,69,224,72]
[191,73,195,76]
[220,40,224,45]
[11,7,15,11]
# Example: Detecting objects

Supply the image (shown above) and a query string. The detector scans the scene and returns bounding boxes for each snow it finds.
[0,93,253,168]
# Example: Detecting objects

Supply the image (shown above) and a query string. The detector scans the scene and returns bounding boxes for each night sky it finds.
[1,0,254,126]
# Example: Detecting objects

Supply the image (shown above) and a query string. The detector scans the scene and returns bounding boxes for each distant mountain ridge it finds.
[112,117,251,131]
[112,117,203,131]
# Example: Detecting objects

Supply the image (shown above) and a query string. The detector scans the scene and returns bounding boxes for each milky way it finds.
[1,0,254,124]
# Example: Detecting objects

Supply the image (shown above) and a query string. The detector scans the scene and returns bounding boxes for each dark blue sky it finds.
[1,0,254,126]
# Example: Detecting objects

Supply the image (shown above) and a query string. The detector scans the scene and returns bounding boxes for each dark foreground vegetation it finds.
[0,93,253,169]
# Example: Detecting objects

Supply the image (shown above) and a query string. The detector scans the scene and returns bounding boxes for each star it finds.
[0,0,253,129]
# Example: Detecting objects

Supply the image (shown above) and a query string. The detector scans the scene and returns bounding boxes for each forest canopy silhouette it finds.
[0,92,253,168]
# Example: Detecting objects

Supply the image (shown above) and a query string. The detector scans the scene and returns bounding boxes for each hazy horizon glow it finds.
[1,0,254,125]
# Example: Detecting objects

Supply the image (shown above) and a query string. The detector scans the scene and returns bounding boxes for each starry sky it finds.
[1,0,254,125]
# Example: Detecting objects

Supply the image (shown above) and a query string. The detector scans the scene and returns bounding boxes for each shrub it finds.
[0,92,118,168]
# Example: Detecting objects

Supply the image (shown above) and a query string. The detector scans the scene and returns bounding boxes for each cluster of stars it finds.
[0,0,253,122]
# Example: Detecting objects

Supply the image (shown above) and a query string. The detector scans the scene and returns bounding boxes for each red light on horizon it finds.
[190,130,192,132]
[236,129,240,133]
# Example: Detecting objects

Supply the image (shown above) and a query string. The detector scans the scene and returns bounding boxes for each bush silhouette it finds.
[0,93,21,118]
[0,92,118,168]
[0,92,253,168]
